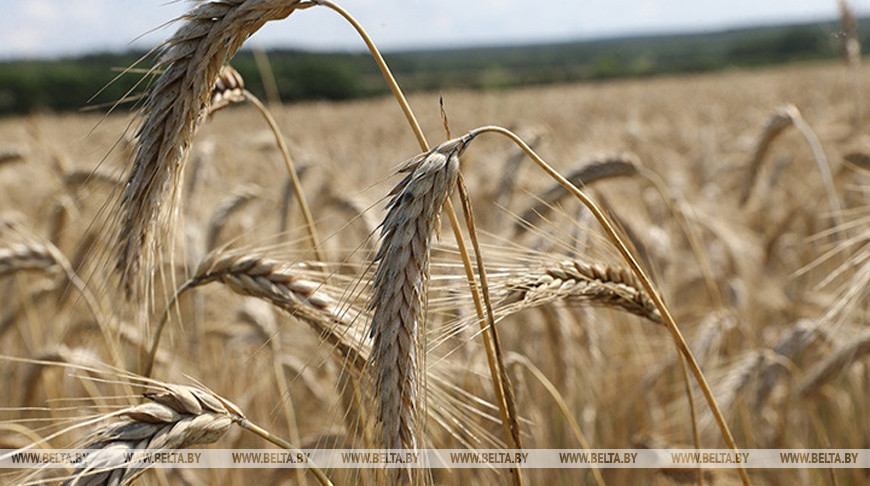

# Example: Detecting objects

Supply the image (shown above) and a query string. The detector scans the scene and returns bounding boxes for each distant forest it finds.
[1,17,868,115]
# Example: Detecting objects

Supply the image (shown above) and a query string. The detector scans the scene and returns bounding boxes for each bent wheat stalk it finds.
[455,173,525,462]
[461,125,751,486]
[207,64,325,261]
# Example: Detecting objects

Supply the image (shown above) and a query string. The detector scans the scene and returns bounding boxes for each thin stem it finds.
[444,197,521,451]
[511,354,606,486]
[235,417,334,486]
[143,280,193,378]
[456,174,523,451]
[678,355,704,486]
[310,0,428,150]
[243,90,325,263]
[639,169,722,308]
[455,174,525,486]
[468,125,751,486]
[270,343,305,485]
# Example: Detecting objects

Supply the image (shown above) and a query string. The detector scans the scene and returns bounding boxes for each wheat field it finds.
[1,7,869,484]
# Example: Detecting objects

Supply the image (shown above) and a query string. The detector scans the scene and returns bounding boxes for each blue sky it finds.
[1,0,868,60]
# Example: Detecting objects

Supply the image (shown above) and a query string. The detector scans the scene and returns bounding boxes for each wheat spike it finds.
[60,384,239,486]
[0,242,60,277]
[369,137,463,454]
[188,251,368,371]
[739,107,794,206]
[115,0,304,297]
[514,153,639,235]
[207,64,247,115]
[498,258,662,324]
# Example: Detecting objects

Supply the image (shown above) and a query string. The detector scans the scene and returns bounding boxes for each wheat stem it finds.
[510,353,605,486]
[243,90,325,262]
[142,281,192,378]
[467,124,751,486]
[456,173,524,458]
[678,355,704,486]
[235,417,334,486]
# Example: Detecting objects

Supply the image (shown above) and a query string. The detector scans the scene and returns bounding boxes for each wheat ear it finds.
[144,251,365,378]
[499,259,662,324]
[310,7,525,480]
[60,384,237,486]
[52,380,331,486]
[739,105,842,234]
[116,0,305,296]
[206,64,246,116]
[797,329,870,397]
[0,242,60,277]
[369,138,462,454]
[514,153,639,235]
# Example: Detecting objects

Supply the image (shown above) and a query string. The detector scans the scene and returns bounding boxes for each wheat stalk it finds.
[307,6,525,481]
[203,63,325,261]
[369,137,463,455]
[115,0,306,296]
[205,184,260,250]
[493,125,545,216]
[462,125,751,485]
